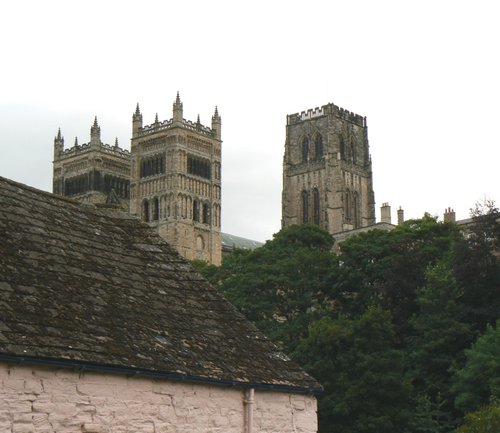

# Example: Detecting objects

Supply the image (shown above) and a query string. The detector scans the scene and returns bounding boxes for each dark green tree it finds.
[452,322,500,413]
[336,215,461,337]
[406,261,473,432]
[295,307,411,433]
[452,199,500,331]
[206,224,339,352]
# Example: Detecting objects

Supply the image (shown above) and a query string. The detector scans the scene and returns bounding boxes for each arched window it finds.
[313,188,320,225]
[314,134,323,159]
[302,137,309,162]
[302,190,309,223]
[353,192,360,228]
[351,141,357,164]
[344,191,351,222]
[143,200,150,222]
[340,137,346,160]
[152,197,159,221]
[202,203,210,224]
[193,200,200,222]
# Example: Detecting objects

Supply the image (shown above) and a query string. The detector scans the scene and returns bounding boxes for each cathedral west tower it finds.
[282,103,375,235]
[130,93,222,265]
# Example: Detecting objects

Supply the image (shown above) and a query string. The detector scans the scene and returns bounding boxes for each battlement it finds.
[57,141,131,160]
[287,102,366,127]
[139,117,215,138]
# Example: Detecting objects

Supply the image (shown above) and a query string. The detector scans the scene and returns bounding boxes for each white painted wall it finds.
[0,363,317,433]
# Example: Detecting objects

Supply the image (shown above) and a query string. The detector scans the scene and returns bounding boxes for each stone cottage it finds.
[0,176,320,433]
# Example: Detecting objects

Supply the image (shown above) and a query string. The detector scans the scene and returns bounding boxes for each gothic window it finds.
[340,138,346,161]
[302,190,309,223]
[351,141,357,164]
[193,200,200,222]
[313,188,320,225]
[314,134,323,160]
[187,155,211,179]
[140,154,165,178]
[302,137,309,162]
[152,197,159,221]
[344,191,351,222]
[143,200,150,222]
[353,192,360,228]
[202,203,210,224]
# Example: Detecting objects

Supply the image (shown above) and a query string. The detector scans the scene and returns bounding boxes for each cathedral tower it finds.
[52,118,131,209]
[130,94,222,265]
[282,103,375,234]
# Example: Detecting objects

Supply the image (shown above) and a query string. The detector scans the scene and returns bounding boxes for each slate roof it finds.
[221,232,264,252]
[0,176,320,392]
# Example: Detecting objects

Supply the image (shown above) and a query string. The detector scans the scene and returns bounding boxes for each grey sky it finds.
[1,0,498,241]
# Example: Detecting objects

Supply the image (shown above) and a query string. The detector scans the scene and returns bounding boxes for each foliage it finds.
[406,261,473,432]
[455,403,500,433]
[452,322,500,413]
[295,307,411,433]
[452,199,500,331]
[336,215,462,336]
[201,224,339,352]
[192,202,500,433]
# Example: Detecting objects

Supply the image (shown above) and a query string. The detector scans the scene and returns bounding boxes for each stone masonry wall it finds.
[0,364,317,433]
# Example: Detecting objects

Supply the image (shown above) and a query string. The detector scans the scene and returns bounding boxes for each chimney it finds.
[443,207,456,223]
[380,202,391,224]
[397,207,405,225]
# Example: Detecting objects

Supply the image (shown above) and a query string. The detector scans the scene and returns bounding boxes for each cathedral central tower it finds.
[130,93,222,265]
[282,103,375,235]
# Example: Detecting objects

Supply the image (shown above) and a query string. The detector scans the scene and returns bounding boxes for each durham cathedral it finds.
[52,94,377,265]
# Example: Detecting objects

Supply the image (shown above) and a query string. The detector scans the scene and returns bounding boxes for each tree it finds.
[453,322,500,413]
[455,403,500,433]
[406,261,473,432]
[336,215,461,337]
[208,224,339,352]
[453,199,500,331]
[295,307,411,433]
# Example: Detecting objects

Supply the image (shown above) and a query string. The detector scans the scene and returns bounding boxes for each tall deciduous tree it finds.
[452,322,500,413]
[203,224,338,352]
[295,307,411,433]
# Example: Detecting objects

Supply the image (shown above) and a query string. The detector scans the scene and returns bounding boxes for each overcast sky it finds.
[1,0,498,241]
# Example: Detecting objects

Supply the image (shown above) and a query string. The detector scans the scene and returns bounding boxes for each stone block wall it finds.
[0,364,317,433]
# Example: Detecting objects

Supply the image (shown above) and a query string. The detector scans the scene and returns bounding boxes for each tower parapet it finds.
[55,118,130,161]
[287,103,366,128]
[135,94,221,141]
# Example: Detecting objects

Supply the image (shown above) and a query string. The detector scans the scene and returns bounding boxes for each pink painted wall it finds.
[0,364,317,433]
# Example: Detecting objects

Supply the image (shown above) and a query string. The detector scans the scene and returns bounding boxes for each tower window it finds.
[152,197,159,221]
[302,137,309,162]
[314,134,323,159]
[143,200,150,222]
[202,203,210,224]
[302,190,309,223]
[187,155,211,179]
[140,154,165,178]
[193,200,200,222]
[313,188,320,225]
